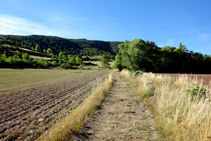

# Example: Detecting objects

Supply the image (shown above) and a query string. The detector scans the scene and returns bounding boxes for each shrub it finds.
[186,83,208,101]
[133,70,143,76]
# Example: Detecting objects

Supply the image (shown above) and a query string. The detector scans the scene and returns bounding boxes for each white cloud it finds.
[199,33,210,42]
[0,14,64,36]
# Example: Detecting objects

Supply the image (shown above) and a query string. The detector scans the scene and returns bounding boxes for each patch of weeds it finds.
[125,110,136,114]
[164,77,176,85]
[165,110,171,118]
[7,131,21,141]
[133,70,143,76]
[140,116,147,120]
[102,135,109,139]
[186,83,208,101]
[31,100,35,104]
[59,88,65,92]
[137,122,150,130]
[75,71,82,73]
[30,123,35,129]
[144,82,155,97]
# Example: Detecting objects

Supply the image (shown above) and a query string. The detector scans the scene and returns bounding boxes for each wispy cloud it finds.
[199,33,210,42]
[0,14,65,36]
[180,29,198,35]
[157,38,178,47]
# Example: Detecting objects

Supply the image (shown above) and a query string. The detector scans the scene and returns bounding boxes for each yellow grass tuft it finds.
[121,70,211,140]
[38,73,113,141]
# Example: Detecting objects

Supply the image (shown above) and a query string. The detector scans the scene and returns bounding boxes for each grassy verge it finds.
[120,69,211,140]
[38,72,113,141]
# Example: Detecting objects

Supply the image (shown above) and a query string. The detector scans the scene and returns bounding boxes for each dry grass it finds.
[38,72,113,141]
[29,55,52,60]
[121,70,211,140]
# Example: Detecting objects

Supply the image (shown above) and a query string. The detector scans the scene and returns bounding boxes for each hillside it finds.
[0,35,122,56]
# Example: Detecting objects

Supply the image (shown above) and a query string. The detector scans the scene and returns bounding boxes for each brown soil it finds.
[74,72,161,141]
[155,73,211,87]
[0,71,109,141]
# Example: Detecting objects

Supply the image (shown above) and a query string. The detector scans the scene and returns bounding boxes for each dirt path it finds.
[74,72,161,141]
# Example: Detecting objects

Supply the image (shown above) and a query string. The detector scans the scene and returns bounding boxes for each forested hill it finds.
[0,35,122,56]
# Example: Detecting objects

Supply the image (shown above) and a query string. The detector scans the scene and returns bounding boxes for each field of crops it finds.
[155,73,211,87]
[0,69,111,141]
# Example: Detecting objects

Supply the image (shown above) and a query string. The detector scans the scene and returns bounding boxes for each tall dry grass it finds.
[38,73,113,141]
[121,70,211,140]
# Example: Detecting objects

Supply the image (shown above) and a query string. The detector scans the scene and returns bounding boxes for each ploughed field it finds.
[0,69,110,141]
[155,73,211,87]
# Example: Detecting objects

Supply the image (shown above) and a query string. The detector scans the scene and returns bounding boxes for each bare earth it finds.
[0,70,110,141]
[74,72,161,141]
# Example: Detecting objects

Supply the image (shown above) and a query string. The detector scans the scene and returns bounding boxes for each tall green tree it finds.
[76,56,83,65]
[38,58,48,67]
[101,54,109,66]
[69,56,76,64]
[118,38,156,71]
[35,44,41,52]
[59,52,65,59]
[22,53,31,63]
[47,48,52,54]
[114,54,123,71]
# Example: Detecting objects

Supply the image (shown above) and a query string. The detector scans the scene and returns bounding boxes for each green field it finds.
[0,69,109,93]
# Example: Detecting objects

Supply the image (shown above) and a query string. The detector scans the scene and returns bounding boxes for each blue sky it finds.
[1,0,211,55]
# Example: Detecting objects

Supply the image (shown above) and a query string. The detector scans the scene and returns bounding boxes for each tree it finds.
[22,53,31,63]
[76,56,83,65]
[51,61,57,66]
[38,58,48,67]
[43,49,46,53]
[101,54,109,66]
[47,48,52,54]
[69,56,76,64]
[174,42,188,54]
[114,54,123,71]
[35,44,41,52]
[59,52,65,59]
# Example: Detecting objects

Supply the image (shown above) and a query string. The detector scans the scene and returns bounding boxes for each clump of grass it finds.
[120,69,132,81]
[38,73,113,141]
[121,70,211,140]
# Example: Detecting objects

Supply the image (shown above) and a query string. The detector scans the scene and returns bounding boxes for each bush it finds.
[51,61,57,67]
[186,83,208,101]
[133,70,143,76]
[60,63,75,69]
[38,58,48,68]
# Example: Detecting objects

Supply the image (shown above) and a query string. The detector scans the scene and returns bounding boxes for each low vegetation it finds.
[121,69,211,140]
[38,72,113,141]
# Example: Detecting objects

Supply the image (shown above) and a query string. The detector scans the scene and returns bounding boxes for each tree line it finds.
[0,45,84,69]
[0,35,122,57]
[114,38,211,74]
